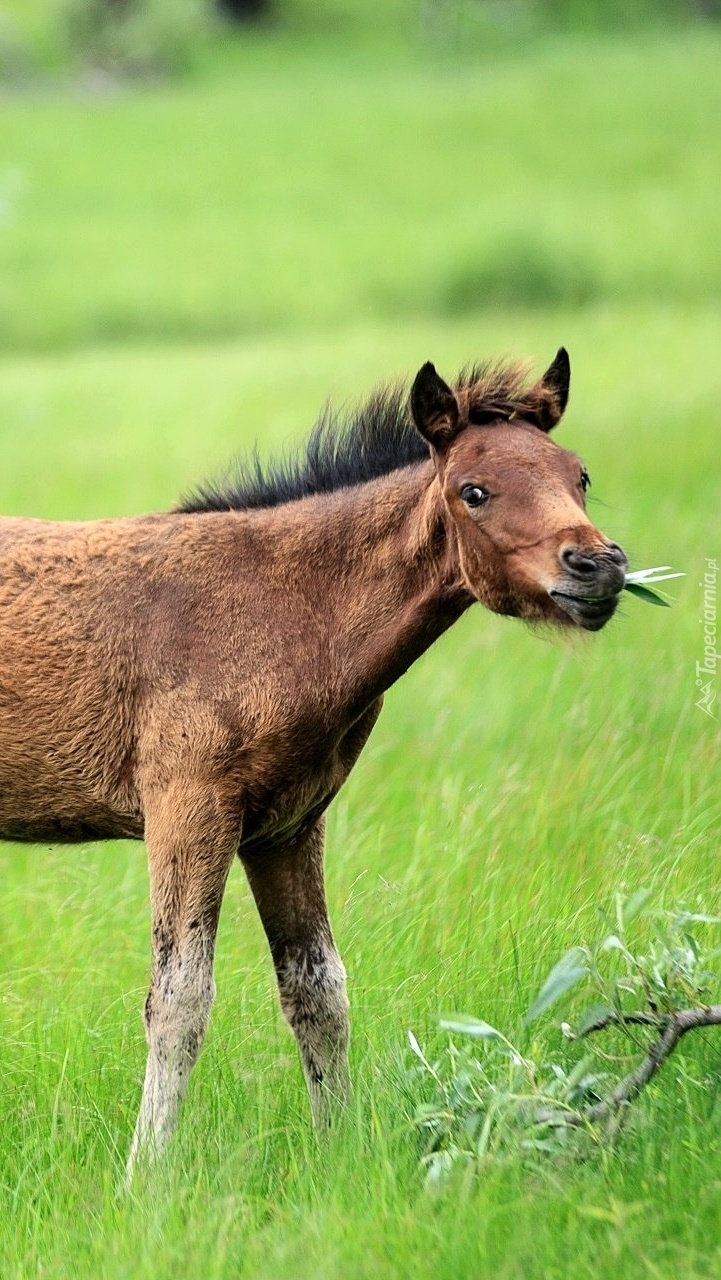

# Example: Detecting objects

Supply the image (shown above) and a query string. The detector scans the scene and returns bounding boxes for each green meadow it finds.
[1,16,721,1278]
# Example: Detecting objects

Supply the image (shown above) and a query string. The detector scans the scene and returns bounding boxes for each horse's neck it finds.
[277,464,472,709]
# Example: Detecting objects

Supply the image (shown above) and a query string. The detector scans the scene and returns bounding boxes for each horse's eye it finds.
[580,469,591,493]
[461,484,489,509]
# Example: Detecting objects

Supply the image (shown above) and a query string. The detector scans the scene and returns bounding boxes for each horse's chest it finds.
[238,699,383,854]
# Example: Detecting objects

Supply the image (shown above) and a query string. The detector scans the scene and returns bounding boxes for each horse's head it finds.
[411,349,627,631]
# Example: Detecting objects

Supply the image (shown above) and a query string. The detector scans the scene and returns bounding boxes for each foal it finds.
[0,350,627,1169]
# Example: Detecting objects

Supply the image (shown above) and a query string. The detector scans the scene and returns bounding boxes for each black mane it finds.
[177,360,536,515]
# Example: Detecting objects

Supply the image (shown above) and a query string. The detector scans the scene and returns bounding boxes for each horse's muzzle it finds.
[549,542,628,632]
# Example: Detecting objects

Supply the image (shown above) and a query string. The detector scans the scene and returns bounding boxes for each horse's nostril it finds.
[606,542,629,568]
[561,546,597,577]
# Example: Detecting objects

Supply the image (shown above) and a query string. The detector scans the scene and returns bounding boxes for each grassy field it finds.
[1,20,721,1280]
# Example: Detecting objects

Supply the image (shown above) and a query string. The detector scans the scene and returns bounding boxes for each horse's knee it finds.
[143,956,216,1064]
[276,942,350,1104]
[129,958,216,1172]
[278,944,347,1029]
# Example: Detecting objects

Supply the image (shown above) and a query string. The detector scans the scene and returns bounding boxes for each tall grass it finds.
[0,23,720,1280]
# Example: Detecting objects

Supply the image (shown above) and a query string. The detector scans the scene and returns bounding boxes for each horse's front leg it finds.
[127,778,241,1176]
[242,818,350,1126]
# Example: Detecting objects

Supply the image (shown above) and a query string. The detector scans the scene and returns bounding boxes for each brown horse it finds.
[0,349,627,1171]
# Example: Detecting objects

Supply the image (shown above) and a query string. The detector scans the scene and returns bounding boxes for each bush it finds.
[441,235,603,312]
[408,893,721,1187]
[61,0,212,78]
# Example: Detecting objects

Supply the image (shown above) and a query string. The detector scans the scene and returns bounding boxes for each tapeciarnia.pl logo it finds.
[696,557,718,718]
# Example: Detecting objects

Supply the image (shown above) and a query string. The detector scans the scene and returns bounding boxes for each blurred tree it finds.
[90,0,272,21]
[215,0,271,18]
[65,0,209,75]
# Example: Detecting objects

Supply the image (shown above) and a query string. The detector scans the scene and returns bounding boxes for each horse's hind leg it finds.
[127,779,240,1175]
[242,818,350,1126]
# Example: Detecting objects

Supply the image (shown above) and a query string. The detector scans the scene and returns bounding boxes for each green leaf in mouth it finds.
[624,581,671,606]
[623,566,684,607]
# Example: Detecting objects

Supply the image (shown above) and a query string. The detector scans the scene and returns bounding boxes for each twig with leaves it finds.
[407,892,721,1185]
[556,1003,721,1137]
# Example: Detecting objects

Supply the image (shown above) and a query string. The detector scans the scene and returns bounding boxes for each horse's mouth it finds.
[549,588,620,632]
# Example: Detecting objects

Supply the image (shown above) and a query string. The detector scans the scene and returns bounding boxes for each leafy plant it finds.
[623,566,684,607]
[408,894,721,1187]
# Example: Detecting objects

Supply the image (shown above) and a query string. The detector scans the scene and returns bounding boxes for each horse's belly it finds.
[0,812,144,844]
[0,652,142,843]
[0,738,144,844]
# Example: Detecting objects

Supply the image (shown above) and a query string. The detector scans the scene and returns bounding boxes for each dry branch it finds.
[559,1004,721,1134]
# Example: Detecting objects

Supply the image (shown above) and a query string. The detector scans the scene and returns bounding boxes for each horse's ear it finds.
[411,362,460,448]
[534,347,570,432]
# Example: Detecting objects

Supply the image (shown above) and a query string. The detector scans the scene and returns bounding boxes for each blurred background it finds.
[1,0,720,522]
